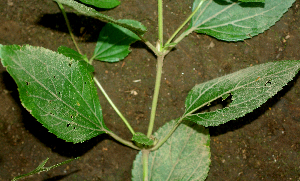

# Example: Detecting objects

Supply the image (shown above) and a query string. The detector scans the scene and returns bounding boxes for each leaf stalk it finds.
[142,149,150,181]
[93,77,136,135]
[164,0,206,49]
[56,2,83,56]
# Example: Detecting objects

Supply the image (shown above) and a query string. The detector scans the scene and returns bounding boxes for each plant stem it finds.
[164,0,205,48]
[56,2,83,55]
[158,0,163,50]
[147,55,164,137]
[106,130,140,150]
[93,77,136,135]
[142,149,150,181]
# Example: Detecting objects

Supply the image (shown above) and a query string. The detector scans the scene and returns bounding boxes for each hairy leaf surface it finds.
[54,0,146,36]
[0,45,108,143]
[188,0,295,41]
[132,120,210,181]
[78,0,120,9]
[93,20,141,62]
[184,60,300,126]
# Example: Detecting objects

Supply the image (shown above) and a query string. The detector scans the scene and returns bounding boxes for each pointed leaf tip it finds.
[184,60,300,127]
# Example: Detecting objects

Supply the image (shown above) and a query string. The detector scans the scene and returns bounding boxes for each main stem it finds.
[142,149,150,181]
[158,0,163,50]
[147,55,164,137]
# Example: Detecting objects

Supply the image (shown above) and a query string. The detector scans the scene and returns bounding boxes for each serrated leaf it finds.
[93,20,141,62]
[78,0,120,9]
[188,0,295,41]
[12,157,78,181]
[0,45,109,143]
[132,132,154,146]
[184,60,300,127]
[132,120,210,181]
[54,0,147,36]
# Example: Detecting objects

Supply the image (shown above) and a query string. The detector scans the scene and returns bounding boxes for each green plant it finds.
[0,0,298,180]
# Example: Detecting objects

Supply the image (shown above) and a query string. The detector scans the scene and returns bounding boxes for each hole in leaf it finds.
[84,82,87,84]
[69,62,72,67]
[265,79,272,86]
[25,81,29,85]
[53,75,56,78]
[50,112,54,115]
[67,123,71,127]
[70,115,73,119]
[193,93,233,114]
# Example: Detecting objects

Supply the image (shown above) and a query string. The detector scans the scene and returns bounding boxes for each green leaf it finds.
[188,0,295,41]
[93,20,142,62]
[0,45,109,143]
[132,120,210,181]
[238,0,265,2]
[54,0,147,36]
[184,60,300,127]
[78,0,120,9]
[12,157,78,181]
[57,46,86,61]
[132,132,154,146]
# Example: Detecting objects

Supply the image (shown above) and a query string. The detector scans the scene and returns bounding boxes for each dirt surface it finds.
[0,0,300,180]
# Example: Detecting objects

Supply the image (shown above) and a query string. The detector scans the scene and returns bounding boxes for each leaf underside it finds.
[93,19,141,62]
[189,0,295,41]
[132,120,210,181]
[184,60,300,127]
[0,45,108,143]
[78,0,120,9]
[54,0,147,36]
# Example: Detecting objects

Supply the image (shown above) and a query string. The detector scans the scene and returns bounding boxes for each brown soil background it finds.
[0,0,300,180]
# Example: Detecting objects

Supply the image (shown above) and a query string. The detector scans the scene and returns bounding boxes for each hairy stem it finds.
[106,130,140,150]
[147,55,164,137]
[142,149,150,181]
[56,2,83,56]
[93,77,136,135]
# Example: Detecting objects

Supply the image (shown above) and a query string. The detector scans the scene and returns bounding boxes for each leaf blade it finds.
[184,60,300,126]
[78,0,120,9]
[93,20,141,62]
[189,0,295,41]
[0,45,108,143]
[132,120,210,181]
[54,0,147,36]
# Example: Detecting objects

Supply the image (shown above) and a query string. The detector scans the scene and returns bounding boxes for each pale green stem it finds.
[158,0,163,50]
[56,2,83,55]
[93,77,135,135]
[142,149,150,181]
[106,130,140,150]
[147,55,164,138]
[164,0,205,47]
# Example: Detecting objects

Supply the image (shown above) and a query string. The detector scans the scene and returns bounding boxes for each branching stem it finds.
[106,130,140,150]
[164,0,205,48]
